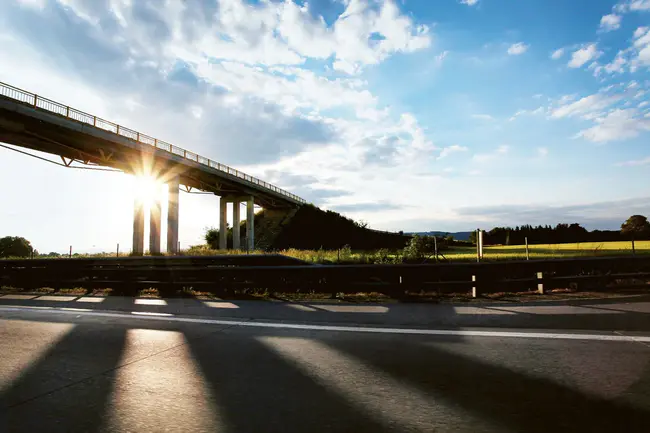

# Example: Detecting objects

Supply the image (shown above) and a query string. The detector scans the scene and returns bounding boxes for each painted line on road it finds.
[1,305,650,343]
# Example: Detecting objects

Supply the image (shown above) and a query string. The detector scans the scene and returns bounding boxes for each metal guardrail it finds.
[2,255,649,296]
[0,82,306,204]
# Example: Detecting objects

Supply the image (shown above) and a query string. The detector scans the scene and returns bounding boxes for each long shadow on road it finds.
[185,330,392,433]
[324,336,650,433]
[1,303,650,432]
[0,325,127,433]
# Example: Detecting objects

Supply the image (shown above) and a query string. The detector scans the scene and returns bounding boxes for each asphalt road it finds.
[1,303,649,432]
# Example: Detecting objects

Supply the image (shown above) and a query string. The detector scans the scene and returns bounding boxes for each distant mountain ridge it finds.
[408,231,473,241]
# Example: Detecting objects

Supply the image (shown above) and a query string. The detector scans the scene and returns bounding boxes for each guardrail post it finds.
[472,275,478,298]
[537,271,544,294]
[33,95,38,107]
[93,116,97,126]
[66,106,70,117]
[117,125,120,135]
[137,132,140,142]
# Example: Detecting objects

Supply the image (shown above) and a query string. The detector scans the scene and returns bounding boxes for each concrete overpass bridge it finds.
[0,81,305,255]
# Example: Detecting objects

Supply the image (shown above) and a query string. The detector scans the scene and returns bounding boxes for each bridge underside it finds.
[0,102,297,210]
[0,94,302,255]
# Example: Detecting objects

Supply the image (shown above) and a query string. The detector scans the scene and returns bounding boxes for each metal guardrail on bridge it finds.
[0,81,306,204]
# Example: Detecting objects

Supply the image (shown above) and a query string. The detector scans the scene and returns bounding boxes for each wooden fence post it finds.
[525,237,530,260]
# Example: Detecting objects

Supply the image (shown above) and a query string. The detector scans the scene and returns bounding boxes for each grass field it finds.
[440,240,650,262]
[2,241,648,264]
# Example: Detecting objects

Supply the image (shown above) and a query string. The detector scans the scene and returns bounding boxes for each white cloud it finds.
[507,42,529,56]
[537,147,549,158]
[0,0,439,208]
[599,14,622,32]
[632,26,650,67]
[576,109,650,143]
[471,113,494,121]
[616,156,650,166]
[473,145,509,162]
[550,48,565,60]
[438,144,468,159]
[435,50,449,65]
[509,106,545,121]
[594,50,629,75]
[16,0,45,8]
[616,0,650,12]
[634,26,649,39]
[460,0,479,5]
[551,93,621,118]
[630,0,650,10]
[568,44,603,68]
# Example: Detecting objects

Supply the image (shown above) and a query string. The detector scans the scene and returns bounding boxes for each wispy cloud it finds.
[460,0,479,6]
[438,144,469,159]
[550,48,565,60]
[568,43,603,68]
[435,50,449,65]
[551,93,621,119]
[576,109,650,143]
[471,113,494,121]
[507,42,529,55]
[616,156,650,166]
[473,145,509,162]
[599,14,622,32]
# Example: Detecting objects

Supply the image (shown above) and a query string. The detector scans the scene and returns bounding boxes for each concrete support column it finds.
[232,201,241,250]
[246,196,255,251]
[219,197,228,250]
[167,176,180,254]
[149,191,162,255]
[132,197,145,255]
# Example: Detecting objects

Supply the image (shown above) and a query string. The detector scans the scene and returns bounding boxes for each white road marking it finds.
[203,301,239,309]
[0,305,649,342]
[35,295,78,302]
[76,297,106,303]
[134,298,167,306]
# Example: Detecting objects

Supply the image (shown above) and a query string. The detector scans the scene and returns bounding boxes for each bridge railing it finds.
[0,81,306,204]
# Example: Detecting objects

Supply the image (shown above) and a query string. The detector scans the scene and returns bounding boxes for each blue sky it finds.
[0,0,649,253]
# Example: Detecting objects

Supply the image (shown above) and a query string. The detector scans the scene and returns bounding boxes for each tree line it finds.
[469,215,650,246]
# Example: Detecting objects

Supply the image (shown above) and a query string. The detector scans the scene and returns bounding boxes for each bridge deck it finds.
[0,82,304,209]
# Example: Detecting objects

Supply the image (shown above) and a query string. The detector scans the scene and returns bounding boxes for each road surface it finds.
[1,296,649,432]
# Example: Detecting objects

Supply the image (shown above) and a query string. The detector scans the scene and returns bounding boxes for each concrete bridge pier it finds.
[247,196,255,251]
[132,197,145,255]
[132,176,181,256]
[219,195,255,251]
[167,176,180,254]
[233,201,241,250]
[219,197,228,250]
[149,194,162,255]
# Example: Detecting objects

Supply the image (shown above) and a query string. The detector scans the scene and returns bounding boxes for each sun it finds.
[133,174,160,206]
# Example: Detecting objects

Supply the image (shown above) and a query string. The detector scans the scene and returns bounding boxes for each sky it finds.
[0,0,649,253]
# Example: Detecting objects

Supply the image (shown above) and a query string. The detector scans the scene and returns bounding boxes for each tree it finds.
[0,236,34,258]
[621,215,650,254]
[402,235,441,261]
[205,225,233,250]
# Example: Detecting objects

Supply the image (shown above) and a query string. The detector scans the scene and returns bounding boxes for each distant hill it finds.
[408,231,473,241]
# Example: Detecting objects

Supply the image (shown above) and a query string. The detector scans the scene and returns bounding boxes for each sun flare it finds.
[133,175,160,206]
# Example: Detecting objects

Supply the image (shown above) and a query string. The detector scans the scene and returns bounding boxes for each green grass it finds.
[1,241,648,264]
